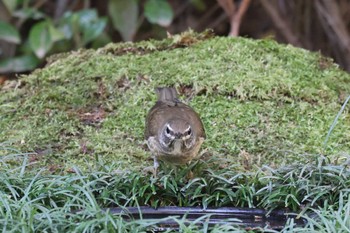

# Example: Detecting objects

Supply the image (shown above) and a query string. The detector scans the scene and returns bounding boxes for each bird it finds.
[145,87,206,176]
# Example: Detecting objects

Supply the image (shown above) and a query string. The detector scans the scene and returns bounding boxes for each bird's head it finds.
[159,119,195,154]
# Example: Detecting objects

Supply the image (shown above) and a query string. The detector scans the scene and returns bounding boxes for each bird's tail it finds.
[156,87,178,102]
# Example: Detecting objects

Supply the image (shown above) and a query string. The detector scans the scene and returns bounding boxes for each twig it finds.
[230,0,251,36]
[217,0,251,37]
[260,0,301,46]
[314,0,350,71]
[217,0,235,20]
[54,0,69,20]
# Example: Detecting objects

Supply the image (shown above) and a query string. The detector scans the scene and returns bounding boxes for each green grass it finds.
[1,31,350,231]
[1,147,350,232]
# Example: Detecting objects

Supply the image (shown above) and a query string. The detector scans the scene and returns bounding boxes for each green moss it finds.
[1,33,350,172]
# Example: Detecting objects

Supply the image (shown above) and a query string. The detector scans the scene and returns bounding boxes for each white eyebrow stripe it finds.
[185,125,191,132]
[166,123,174,132]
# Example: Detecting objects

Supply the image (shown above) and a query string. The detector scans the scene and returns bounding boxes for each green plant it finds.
[108,0,174,41]
[0,0,175,74]
[1,151,350,232]
[0,1,108,73]
[323,95,350,149]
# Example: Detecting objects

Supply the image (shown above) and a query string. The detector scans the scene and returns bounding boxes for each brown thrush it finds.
[145,87,205,175]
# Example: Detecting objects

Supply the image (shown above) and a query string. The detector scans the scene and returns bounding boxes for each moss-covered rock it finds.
[1,31,349,172]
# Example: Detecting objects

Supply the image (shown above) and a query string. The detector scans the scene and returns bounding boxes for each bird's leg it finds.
[153,156,159,178]
[142,154,159,177]
[186,162,194,180]
[198,147,209,160]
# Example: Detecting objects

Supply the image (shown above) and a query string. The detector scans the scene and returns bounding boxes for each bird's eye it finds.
[166,126,171,134]
[186,128,192,135]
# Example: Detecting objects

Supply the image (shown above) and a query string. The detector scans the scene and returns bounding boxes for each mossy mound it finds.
[1,32,350,172]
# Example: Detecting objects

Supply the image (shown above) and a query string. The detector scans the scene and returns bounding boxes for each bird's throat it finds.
[172,140,183,155]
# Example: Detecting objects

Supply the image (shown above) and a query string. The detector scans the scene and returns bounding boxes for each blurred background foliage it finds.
[0,0,350,80]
